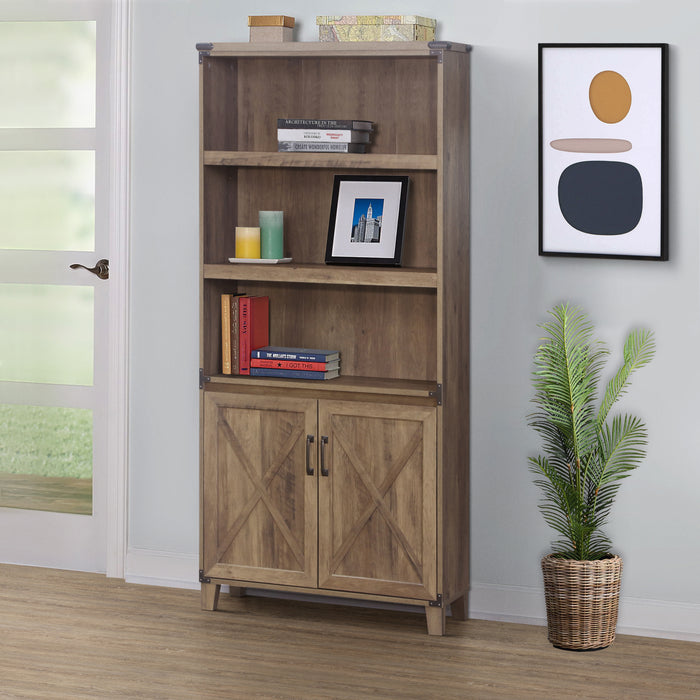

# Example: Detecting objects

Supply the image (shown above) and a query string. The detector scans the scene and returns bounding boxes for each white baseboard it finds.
[124,551,700,642]
[125,547,199,590]
[469,582,700,642]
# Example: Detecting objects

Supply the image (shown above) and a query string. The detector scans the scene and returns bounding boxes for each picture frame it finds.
[325,174,409,265]
[539,43,668,260]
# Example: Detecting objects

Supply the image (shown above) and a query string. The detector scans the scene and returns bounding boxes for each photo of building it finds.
[351,198,383,242]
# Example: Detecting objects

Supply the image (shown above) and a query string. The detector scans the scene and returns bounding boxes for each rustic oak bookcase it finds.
[197,41,470,635]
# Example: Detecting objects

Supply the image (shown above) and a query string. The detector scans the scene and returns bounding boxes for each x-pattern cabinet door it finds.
[202,392,318,587]
[317,400,437,600]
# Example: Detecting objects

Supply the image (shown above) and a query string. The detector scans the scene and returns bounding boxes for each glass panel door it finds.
[0,6,111,572]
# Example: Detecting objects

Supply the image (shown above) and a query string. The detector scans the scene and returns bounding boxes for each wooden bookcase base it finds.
[200,581,468,636]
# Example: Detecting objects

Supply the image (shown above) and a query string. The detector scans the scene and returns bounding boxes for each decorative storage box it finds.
[249,15,295,42]
[317,15,436,42]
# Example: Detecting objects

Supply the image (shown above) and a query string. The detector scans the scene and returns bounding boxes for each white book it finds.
[278,141,366,153]
[276,128,371,144]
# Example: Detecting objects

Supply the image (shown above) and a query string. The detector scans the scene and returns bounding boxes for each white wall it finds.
[128,0,700,640]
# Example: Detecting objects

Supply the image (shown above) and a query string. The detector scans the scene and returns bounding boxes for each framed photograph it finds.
[539,43,668,260]
[325,175,409,265]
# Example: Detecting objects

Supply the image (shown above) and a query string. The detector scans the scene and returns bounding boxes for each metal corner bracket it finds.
[429,594,443,608]
[429,383,443,406]
[199,368,211,390]
[199,569,212,584]
[197,42,213,63]
[428,41,453,63]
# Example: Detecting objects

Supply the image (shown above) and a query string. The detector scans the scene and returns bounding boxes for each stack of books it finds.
[250,346,341,380]
[221,294,269,375]
[277,118,374,153]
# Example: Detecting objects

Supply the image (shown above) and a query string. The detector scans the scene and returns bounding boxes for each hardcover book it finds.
[251,346,340,363]
[276,128,371,144]
[221,294,232,375]
[250,367,340,380]
[278,141,366,153]
[277,118,373,131]
[250,358,340,372]
[230,294,242,374]
[238,296,270,375]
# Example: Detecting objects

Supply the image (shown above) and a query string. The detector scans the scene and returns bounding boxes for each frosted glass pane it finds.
[0,404,92,514]
[0,284,93,385]
[0,21,96,128]
[0,151,95,251]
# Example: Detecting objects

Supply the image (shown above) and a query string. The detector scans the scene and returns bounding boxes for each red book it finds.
[250,358,339,372]
[238,296,269,375]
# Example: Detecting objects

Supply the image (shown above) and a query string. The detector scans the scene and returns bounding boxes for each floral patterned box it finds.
[316,15,436,42]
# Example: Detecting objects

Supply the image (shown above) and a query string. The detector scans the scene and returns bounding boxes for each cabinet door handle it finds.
[320,436,329,477]
[305,435,315,476]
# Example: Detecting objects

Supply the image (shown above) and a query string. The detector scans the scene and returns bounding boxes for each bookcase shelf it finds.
[198,41,470,637]
[204,151,438,170]
[206,374,437,399]
[203,263,438,288]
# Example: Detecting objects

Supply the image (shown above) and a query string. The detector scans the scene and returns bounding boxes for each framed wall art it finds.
[539,43,668,260]
[325,174,409,265]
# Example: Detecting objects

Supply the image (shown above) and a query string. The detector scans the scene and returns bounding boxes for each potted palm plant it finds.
[529,303,654,650]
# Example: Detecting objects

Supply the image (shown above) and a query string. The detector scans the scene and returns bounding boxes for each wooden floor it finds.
[0,565,697,699]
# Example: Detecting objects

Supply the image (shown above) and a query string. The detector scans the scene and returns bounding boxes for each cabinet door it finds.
[202,392,317,587]
[318,401,437,600]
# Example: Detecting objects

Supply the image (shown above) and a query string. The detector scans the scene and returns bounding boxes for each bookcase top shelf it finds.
[204,263,438,288]
[204,151,438,171]
[197,40,471,59]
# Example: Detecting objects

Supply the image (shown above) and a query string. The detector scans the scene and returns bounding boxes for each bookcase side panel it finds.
[439,50,471,603]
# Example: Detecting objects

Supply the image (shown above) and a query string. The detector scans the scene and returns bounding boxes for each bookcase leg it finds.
[450,593,468,621]
[201,582,221,611]
[425,604,446,636]
[229,586,246,598]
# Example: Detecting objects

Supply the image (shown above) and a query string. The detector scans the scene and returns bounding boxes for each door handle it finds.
[70,258,109,280]
[305,435,315,476]
[320,436,329,477]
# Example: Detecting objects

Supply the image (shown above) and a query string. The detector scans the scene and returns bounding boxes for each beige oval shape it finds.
[589,70,632,123]
[550,138,632,153]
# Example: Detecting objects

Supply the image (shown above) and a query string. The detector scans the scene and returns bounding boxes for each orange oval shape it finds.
[589,70,631,124]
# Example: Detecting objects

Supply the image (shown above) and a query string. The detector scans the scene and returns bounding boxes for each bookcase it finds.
[197,41,470,635]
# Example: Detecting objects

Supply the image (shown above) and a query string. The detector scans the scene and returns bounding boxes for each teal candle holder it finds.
[259,210,284,259]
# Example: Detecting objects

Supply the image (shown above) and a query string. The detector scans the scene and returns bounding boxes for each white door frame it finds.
[105,0,131,579]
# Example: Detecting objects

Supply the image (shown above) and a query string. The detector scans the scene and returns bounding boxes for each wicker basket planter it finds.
[541,554,623,650]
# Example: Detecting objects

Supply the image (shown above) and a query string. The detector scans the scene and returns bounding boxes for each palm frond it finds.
[597,329,655,428]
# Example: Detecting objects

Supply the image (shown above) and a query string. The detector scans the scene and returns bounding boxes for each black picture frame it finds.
[325,174,409,266]
[539,43,668,260]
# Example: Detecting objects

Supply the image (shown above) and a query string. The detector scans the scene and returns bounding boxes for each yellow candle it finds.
[235,226,261,258]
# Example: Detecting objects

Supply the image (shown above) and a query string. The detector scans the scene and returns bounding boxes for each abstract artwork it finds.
[539,44,668,259]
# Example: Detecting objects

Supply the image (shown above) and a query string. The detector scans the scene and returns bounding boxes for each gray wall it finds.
[129,0,700,638]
